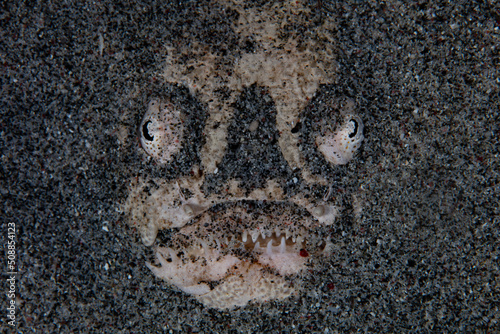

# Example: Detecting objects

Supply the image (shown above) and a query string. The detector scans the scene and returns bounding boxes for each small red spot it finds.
[327,283,335,290]
[299,249,309,257]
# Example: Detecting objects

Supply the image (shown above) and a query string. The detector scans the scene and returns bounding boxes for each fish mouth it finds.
[147,200,330,309]
[156,200,326,261]
[238,229,306,253]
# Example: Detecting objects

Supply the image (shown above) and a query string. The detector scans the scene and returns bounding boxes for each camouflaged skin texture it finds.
[123,0,364,310]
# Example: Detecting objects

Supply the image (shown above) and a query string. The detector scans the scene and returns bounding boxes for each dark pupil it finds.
[348,119,358,138]
[142,121,154,141]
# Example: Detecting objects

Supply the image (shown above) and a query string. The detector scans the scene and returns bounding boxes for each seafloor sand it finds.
[1,1,499,332]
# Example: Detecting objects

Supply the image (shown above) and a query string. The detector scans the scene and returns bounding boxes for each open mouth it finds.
[147,200,330,309]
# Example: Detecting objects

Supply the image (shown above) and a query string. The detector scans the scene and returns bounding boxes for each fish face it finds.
[125,1,366,311]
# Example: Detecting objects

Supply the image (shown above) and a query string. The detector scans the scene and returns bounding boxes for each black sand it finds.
[1,1,499,332]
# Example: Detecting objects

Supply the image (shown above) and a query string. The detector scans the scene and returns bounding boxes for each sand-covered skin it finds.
[124,1,361,308]
[2,0,499,332]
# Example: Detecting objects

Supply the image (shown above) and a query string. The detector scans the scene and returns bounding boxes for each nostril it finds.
[142,121,154,141]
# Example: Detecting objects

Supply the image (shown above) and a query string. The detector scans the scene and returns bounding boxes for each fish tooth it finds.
[285,230,291,240]
[275,228,281,237]
[267,240,273,255]
[242,231,248,243]
[261,230,267,239]
[157,252,170,267]
[280,237,286,253]
[163,248,178,263]
[253,241,261,251]
[251,230,259,243]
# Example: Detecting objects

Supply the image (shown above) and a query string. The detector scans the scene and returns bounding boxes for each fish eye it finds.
[142,120,154,141]
[315,115,364,165]
[139,99,184,163]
